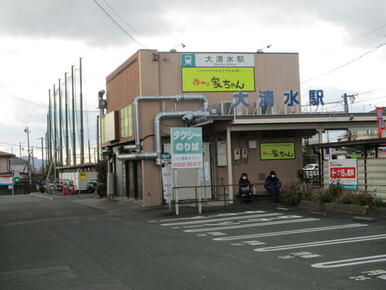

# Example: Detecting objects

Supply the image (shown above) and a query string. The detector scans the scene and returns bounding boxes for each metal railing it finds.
[171,182,266,215]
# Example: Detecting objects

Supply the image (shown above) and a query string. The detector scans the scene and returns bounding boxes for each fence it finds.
[0,182,35,195]
[171,182,266,215]
[323,159,386,199]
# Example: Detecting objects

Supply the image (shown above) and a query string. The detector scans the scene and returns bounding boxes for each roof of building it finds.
[310,138,386,149]
[0,151,15,158]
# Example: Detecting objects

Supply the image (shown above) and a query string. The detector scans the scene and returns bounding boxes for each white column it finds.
[226,126,233,204]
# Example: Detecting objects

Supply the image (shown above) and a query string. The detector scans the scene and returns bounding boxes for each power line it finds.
[101,0,142,37]
[302,42,386,84]
[319,22,386,57]
[93,0,147,48]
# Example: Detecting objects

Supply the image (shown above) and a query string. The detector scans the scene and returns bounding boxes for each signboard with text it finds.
[181,53,255,67]
[171,127,203,168]
[182,67,255,92]
[0,175,13,186]
[375,107,385,138]
[329,159,357,190]
[260,143,295,160]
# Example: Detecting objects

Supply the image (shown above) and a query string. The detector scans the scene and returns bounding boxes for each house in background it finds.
[10,156,28,173]
[0,151,15,173]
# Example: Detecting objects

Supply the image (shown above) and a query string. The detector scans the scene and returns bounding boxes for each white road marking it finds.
[158,210,266,222]
[312,254,386,269]
[254,234,386,252]
[160,212,277,226]
[30,193,54,201]
[213,223,368,241]
[180,214,291,229]
[184,218,319,233]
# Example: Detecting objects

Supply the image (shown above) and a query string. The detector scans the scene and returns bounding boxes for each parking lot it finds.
[150,206,386,289]
[1,194,385,289]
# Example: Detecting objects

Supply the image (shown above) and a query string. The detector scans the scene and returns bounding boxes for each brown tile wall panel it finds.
[106,54,140,114]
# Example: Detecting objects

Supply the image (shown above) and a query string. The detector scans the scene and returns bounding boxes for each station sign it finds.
[329,159,357,190]
[171,127,203,168]
[181,53,255,67]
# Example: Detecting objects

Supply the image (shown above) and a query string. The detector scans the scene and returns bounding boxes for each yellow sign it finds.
[260,143,295,160]
[79,171,87,181]
[182,67,255,92]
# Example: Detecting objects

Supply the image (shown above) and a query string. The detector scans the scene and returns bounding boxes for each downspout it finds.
[133,95,209,153]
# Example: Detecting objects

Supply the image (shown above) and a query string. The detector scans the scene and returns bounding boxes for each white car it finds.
[303,163,319,179]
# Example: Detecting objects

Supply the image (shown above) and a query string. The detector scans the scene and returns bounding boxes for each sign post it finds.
[171,127,203,215]
[329,159,357,190]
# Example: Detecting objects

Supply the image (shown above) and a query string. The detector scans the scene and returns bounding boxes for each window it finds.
[120,104,133,138]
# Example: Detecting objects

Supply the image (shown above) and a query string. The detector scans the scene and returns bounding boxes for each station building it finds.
[100,49,378,206]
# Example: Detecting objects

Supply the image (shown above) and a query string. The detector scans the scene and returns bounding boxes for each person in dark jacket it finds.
[239,173,253,203]
[264,171,281,202]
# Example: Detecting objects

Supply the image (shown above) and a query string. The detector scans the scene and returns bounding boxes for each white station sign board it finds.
[329,159,358,190]
[171,127,203,168]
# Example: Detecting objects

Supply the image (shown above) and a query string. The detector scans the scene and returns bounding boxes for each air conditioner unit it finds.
[235,105,248,116]
[219,102,234,115]
[254,102,274,115]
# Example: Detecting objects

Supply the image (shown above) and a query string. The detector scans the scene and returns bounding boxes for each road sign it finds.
[161,152,171,164]
[329,159,357,190]
[171,127,203,168]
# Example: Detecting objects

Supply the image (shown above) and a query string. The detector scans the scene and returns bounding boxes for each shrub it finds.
[337,192,354,204]
[282,192,303,206]
[97,183,107,198]
[316,190,333,203]
[350,191,376,206]
[327,184,343,200]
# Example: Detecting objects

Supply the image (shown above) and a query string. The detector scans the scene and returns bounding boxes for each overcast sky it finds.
[1,0,386,158]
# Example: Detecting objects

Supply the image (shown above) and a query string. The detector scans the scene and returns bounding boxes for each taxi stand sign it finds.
[329,159,358,190]
[171,127,203,168]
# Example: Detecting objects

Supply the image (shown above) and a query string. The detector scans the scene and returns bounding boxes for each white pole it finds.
[226,126,233,204]
[174,168,179,215]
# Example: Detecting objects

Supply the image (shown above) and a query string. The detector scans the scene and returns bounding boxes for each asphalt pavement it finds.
[1,193,385,290]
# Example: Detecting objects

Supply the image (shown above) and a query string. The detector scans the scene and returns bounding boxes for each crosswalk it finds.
[151,208,386,282]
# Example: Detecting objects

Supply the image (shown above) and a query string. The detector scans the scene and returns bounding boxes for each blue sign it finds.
[309,90,324,106]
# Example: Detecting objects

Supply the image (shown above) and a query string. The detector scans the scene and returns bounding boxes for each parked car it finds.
[303,163,319,179]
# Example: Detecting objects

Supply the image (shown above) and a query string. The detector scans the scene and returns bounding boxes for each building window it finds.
[120,104,133,138]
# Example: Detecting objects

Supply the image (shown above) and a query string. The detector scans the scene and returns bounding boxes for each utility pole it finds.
[37,137,45,173]
[88,140,91,163]
[48,89,52,163]
[71,65,76,165]
[96,115,100,162]
[31,147,35,173]
[19,142,22,158]
[58,79,63,165]
[64,72,70,165]
[342,93,356,141]
[53,84,58,165]
[79,57,84,164]
[342,93,356,113]
[24,127,32,185]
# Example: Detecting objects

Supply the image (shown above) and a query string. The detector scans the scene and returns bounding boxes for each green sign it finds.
[260,143,295,160]
[171,127,203,168]
[181,54,196,67]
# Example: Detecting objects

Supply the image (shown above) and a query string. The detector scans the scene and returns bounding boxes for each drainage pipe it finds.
[154,110,209,165]
[133,95,209,153]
